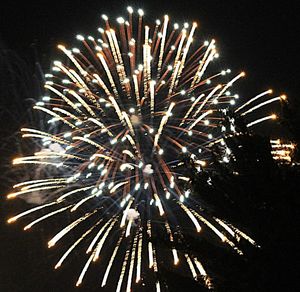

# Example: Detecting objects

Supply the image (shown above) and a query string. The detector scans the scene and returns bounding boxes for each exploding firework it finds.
[7,7,286,291]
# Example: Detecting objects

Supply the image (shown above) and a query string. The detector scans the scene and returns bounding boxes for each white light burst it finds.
[7,7,283,291]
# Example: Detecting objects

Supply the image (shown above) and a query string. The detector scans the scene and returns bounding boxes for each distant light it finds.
[53,60,62,67]
[166,192,170,199]
[42,96,50,101]
[72,48,80,54]
[226,148,231,155]
[64,132,72,138]
[184,190,190,198]
[280,94,287,101]
[76,34,85,41]
[138,9,144,16]
[110,138,117,145]
[223,157,229,163]
[127,6,133,14]
[117,17,125,24]
[88,163,95,169]
[101,14,108,21]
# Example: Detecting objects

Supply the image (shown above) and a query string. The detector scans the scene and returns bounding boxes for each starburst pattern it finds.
[7,7,285,291]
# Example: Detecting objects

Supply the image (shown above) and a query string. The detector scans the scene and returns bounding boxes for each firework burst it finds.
[7,6,285,291]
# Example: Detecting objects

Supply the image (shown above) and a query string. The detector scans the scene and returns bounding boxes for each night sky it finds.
[1,1,299,98]
[0,1,299,291]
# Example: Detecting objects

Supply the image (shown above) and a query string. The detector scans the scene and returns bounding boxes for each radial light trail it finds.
[7,6,284,291]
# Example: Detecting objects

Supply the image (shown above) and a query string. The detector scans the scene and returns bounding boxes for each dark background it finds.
[1,0,299,99]
[0,1,299,291]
